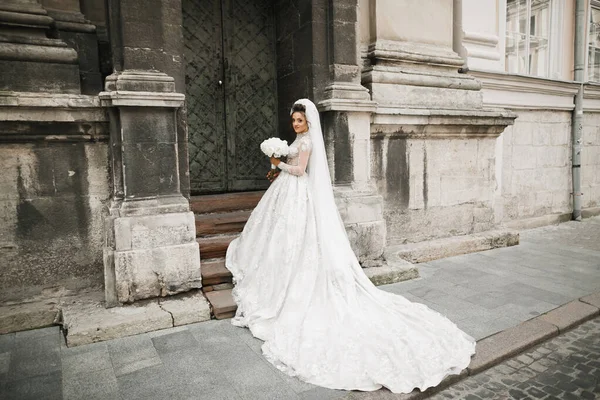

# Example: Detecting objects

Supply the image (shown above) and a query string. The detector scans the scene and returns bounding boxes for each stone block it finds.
[336,193,384,225]
[158,290,211,327]
[120,107,176,143]
[511,145,536,170]
[550,122,571,145]
[513,128,533,145]
[345,220,386,262]
[0,60,81,94]
[62,297,172,347]
[113,212,196,251]
[390,229,519,264]
[113,241,201,303]
[364,262,419,286]
[385,203,477,244]
[331,21,358,65]
[122,142,179,197]
[504,212,571,230]
[369,82,483,110]
[539,300,599,332]
[0,301,60,335]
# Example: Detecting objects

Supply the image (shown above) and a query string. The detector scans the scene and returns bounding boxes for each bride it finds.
[225,99,475,394]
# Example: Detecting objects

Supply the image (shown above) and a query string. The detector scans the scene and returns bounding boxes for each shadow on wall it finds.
[0,142,110,303]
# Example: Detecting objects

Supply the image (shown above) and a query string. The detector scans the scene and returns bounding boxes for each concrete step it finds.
[201,259,233,286]
[204,289,237,320]
[197,234,238,260]
[190,191,264,214]
[195,210,251,237]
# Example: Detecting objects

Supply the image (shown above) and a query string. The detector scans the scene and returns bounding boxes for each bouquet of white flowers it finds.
[260,137,290,169]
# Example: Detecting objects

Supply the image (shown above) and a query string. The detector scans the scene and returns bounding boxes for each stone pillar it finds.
[39,0,103,94]
[0,0,81,93]
[101,0,199,306]
[362,0,516,244]
[317,0,385,263]
[363,0,483,110]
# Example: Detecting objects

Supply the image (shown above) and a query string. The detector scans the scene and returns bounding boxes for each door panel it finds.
[184,0,227,193]
[223,0,278,192]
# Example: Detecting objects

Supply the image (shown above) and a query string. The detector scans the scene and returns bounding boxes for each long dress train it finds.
[226,108,475,394]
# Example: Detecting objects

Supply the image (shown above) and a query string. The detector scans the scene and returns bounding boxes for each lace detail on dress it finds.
[277,133,311,176]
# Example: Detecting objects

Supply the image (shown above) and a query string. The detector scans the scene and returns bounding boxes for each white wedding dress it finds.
[225,99,475,394]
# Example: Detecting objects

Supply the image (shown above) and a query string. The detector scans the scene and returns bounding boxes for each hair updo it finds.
[291,103,306,114]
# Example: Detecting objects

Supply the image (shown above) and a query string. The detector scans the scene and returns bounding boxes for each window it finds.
[505,0,552,77]
[588,2,600,81]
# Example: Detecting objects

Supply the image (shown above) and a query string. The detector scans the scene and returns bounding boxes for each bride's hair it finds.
[291,103,306,114]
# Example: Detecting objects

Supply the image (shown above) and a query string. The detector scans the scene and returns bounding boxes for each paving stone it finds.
[434,317,600,400]
[61,344,112,377]
[62,367,117,400]
[504,283,576,308]
[516,354,534,365]
[4,371,62,400]
[15,330,61,354]
[7,346,61,381]
[299,386,346,400]
[0,352,10,375]
[0,333,15,353]
[14,326,60,340]
[116,356,162,377]
[107,335,160,376]
[116,364,173,398]
[151,329,198,355]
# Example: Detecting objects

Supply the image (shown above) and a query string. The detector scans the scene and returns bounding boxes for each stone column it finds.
[362,0,516,244]
[0,0,81,93]
[101,0,199,307]
[39,0,103,94]
[317,0,385,264]
[363,0,483,110]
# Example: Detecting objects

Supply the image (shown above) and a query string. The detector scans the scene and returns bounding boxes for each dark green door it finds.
[183,0,278,194]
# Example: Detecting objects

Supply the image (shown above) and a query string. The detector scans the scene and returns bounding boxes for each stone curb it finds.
[341,291,600,400]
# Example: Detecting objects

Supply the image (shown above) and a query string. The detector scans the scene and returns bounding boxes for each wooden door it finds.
[183,0,278,194]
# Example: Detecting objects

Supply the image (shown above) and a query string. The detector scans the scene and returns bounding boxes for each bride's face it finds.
[292,112,308,134]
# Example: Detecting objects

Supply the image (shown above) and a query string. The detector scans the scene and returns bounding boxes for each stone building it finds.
[0,0,598,342]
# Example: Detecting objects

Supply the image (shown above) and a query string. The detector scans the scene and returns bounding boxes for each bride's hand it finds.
[270,156,281,166]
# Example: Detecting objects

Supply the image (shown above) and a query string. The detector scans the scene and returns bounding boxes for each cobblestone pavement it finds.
[430,317,600,400]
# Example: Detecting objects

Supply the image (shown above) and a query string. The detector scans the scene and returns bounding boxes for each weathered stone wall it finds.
[498,110,572,223]
[373,135,498,244]
[582,112,600,209]
[0,141,109,303]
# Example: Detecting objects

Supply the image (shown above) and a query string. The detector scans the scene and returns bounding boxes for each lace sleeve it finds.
[278,136,311,176]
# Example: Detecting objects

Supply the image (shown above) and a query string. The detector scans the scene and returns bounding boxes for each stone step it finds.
[195,210,252,237]
[201,259,233,286]
[190,191,264,214]
[197,234,238,260]
[203,283,234,292]
[204,289,237,320]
